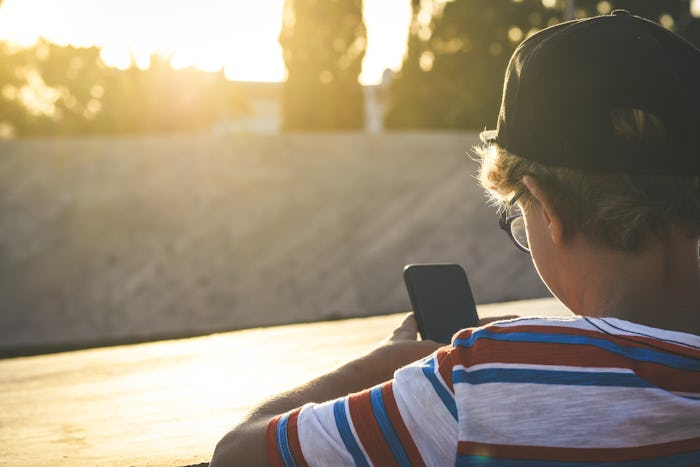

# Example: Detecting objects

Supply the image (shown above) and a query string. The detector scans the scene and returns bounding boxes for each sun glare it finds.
[99,47,131,70]
[0,0,411,84]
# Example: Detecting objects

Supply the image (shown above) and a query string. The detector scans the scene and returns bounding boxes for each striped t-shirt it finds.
[267,316,700,466]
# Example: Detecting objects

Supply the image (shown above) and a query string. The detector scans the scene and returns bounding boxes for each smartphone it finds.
[403,263,479,344]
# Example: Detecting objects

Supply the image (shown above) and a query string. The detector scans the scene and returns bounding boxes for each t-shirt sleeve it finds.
[266,346,459,467]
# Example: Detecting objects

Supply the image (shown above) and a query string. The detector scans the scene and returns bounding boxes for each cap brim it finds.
[479,129,498,143]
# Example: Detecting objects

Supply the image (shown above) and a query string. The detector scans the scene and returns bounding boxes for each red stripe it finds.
[348,389,398,466]
[381,382,426,467]
[265,415,286,467]
[451,338,700,393]
[453,327,476,341]
[435,346,455,391]
[458,437,700,462]
[286,410,309,467]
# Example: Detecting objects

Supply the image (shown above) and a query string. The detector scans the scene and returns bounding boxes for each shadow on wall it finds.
[0,132,549,355]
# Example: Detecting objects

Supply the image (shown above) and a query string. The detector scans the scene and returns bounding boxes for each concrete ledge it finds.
[0,298,570,467]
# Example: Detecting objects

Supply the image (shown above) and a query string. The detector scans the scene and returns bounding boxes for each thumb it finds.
[390,313,419,341]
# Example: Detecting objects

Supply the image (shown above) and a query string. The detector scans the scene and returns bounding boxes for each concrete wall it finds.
[0,132,549,354]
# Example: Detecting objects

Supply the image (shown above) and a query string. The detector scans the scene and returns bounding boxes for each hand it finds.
[373,313,443,372]
[383,312,519,348]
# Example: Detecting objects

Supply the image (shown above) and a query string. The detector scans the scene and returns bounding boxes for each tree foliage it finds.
[0,40,247,137]
[387,0,700,130]
[279,0,366,130]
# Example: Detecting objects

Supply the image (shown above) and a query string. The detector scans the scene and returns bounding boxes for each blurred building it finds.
[212,81,282,134]
[363,69,393,133]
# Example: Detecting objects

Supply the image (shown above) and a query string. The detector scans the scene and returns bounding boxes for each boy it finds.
[211,10,700,466]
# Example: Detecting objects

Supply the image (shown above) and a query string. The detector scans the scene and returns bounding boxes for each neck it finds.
[565,233,700,335]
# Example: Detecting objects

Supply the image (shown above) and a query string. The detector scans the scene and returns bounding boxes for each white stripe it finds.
[453,362,635,374]
[485,316,587,330]
[297,401,356,466]
[393,361,458,467]
[455,383,700,448]
[596,318,700,348]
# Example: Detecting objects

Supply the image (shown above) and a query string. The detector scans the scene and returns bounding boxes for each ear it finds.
[522,176,566,245]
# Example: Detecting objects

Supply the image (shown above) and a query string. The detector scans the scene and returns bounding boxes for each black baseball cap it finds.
[481,10,700,175]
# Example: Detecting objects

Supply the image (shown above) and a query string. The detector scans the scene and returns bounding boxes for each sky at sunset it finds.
[0,0,413,84]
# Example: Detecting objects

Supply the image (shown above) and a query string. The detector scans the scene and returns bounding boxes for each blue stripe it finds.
[276,413,297,467]
[457,449,700,466]
[333,399,370,467]
[369,386,412,466]
[453,368,653,388]
[453,329,700,371]
[422,356,458,420]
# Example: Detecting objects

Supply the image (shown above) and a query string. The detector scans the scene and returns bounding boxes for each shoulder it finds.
[390,317,598,401]
[451,315,594,346]
[445,315,700,386]
[444,316,623,372]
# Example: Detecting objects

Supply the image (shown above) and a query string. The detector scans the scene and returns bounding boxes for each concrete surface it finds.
[0,132,549,355]
[0,298,571,467]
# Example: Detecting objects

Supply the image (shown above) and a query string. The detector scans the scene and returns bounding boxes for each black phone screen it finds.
[403,263,479,344]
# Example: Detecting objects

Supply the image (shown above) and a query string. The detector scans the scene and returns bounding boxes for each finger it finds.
[391,312,419,341]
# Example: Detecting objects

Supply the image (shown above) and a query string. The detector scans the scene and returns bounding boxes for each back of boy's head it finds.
[479,10,700,251]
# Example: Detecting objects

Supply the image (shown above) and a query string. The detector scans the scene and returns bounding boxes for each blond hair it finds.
[477,108,700,251]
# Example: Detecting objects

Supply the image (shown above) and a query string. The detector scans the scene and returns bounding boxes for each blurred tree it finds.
[387,0,558,129]
[0,40,247,137]
[38,42,105,134]
[0,41,67,137]
[96,56,239,134]
[382,0,433,129]
[387,0,700,130]
[0,43,27,137]
[279,0,366,130]
[575,0,700,46]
